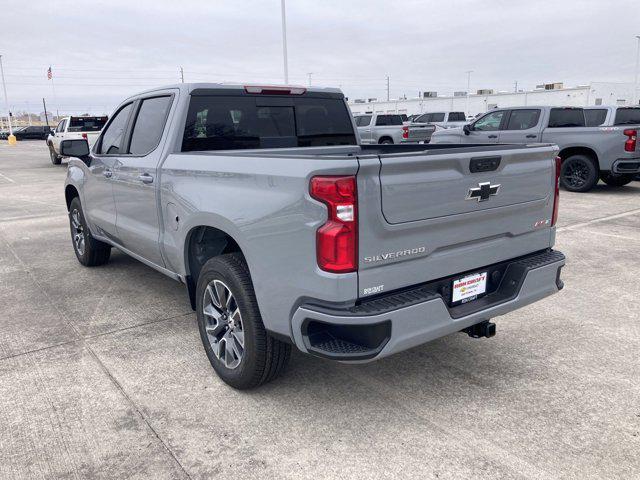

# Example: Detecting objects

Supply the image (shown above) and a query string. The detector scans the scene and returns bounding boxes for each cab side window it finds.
[99,103,133,154]
[505,109,540,130]
[129,96,173,155]
[474,111,505,131]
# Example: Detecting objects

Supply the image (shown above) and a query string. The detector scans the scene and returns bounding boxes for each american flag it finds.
[47,66,52,80]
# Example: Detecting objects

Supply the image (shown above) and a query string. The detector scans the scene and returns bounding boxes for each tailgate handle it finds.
[470,156,501,173]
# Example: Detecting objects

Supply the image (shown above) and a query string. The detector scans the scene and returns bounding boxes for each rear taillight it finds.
[402,126,409,139]
[310,176,358,273]
[623,129,637,152]
[552,156,561,227]
[81,133,88,140]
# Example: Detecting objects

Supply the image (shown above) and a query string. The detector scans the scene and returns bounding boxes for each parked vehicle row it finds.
[61,83,565,389]
[431,106,640,192]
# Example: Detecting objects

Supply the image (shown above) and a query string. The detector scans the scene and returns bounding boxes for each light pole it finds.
[634,35,640,105]
[465,70,473,116]
[0,55,15,144]
[281,0,289,84]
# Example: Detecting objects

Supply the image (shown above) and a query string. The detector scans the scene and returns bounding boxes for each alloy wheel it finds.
[202,279,244,369]
[70,209,85,256]
[562,160,589,189]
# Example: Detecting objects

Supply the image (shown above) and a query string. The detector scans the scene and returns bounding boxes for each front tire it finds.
[600,172,634,187]
[196,253,291,389]
[560,155,598,192]
[68,197,111,266]
[49,144,62,165]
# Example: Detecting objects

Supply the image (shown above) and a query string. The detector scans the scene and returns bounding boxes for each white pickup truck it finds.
[47,116,108,165]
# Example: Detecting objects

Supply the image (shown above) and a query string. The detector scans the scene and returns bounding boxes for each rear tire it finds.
[196,253,291,389]
[560,155,598,192]
[49,144,62,165]
[600,172,634,187]
[68,197,111,266]
[379,138,393,145]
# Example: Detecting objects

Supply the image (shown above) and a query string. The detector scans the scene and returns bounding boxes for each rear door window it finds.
[548,108,585,128]
[614,108,640,125]
[505,109,541,130]
[129,96,173,155]
[182,95,356,151]
[355,115,372,127]
[584,109,608,127]
[98,103,133,154]
[375,115,403,126]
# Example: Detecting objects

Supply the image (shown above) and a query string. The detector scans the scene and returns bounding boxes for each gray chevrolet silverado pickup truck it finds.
[62,83,565,389]
[431,106,640,192]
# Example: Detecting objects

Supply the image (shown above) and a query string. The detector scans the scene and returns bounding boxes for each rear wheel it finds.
[49,144,62,165]
[600,172,634,187]
[68,197,111,266]
[196,253,291,389]
[379,138,393,144]
[560,155,598,192]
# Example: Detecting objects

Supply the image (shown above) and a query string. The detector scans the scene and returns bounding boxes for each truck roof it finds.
[122,83,344,101]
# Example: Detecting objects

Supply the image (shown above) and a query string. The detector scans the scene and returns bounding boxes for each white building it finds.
[348,82,638,117]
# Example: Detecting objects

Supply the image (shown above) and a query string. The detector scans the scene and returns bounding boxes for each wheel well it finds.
[184,226,243,309]
[378,136,393,144]
[558,146,599,170]
[65,185,79,211]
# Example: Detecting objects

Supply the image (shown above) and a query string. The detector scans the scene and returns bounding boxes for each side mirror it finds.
[60,139,90,159]
[463,124,472,135]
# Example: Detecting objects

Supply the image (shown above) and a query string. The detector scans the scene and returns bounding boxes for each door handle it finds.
[488,134,498,139]
[138,173,154,184]
[103,169,113,178]
[526,134,537,138]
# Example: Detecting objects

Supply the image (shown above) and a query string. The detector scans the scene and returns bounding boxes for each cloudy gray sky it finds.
[1,0,639,115]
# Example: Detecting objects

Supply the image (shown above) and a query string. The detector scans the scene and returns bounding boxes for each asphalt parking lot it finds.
[0,141,639,479]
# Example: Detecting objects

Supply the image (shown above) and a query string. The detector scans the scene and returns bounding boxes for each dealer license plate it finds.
[452,271,487,305]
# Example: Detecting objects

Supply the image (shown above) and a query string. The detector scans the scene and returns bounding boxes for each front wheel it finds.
[560,155,598,192]
[196,253,291,389]
[68,197,111,266]
[49,144,62,165]
[600,172,634,187]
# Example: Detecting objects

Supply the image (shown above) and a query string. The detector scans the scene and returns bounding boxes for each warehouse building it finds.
[348,81,638,117]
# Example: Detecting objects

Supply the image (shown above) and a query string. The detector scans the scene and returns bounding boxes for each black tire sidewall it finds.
[49,144,61,165]
[560,155,598,192]
[196,255,265,389]
[600,173,634,187]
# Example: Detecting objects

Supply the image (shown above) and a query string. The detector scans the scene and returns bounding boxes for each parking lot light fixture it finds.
[0,55,16,145]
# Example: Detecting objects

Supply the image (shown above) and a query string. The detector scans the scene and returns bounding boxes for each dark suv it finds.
[15,126,53,140]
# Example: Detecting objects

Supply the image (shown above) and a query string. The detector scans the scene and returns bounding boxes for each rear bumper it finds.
[290,249,565,362]
[612,158,640,174]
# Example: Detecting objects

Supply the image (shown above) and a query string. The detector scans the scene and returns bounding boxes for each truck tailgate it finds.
[356,144,559,298]
[405,124,436,142]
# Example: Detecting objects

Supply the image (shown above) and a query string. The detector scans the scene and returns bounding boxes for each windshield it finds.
[68,116,108,132]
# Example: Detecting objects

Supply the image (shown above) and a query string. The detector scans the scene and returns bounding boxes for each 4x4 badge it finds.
[466,182,500,202]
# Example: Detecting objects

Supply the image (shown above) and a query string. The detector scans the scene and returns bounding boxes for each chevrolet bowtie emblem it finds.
[466,182,500,202]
